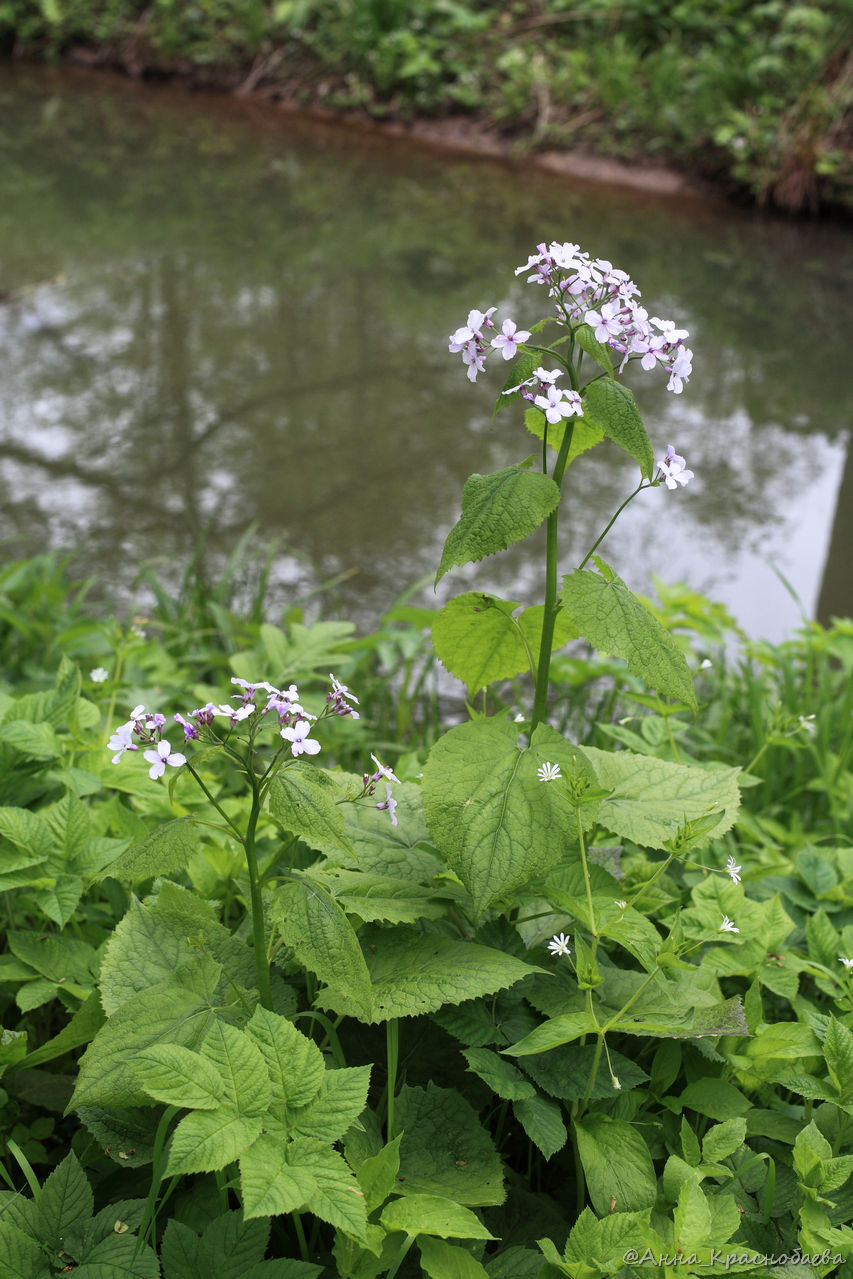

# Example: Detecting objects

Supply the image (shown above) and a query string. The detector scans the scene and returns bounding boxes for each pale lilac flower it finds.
[534,384,583,425]
[143,739,186,780]
[491,319,531,361]
[503,366,563,399]
[585,300,625,344]
[370,753,401,785]
[231,678,280,699]
[666,345,693,394]
[90,667,109,683]
[726,857,742,884]
[174,713,200,742]
[658,445,694,491]
[281,719,321,757]
[376,782,398,827]
[547,933,572,958]
[719,915,740,934]
[108,722,137,764]
[838,957,853,971]
[215,703,255,724]
[328,673,360,719]
[190,703,217,727]
[537,761,562,782]
[130,705,146,722]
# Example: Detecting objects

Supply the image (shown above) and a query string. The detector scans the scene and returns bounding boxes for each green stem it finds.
[184,761,243,841]
[386,1233,415,1279]
[386,1018,399,1139]
[531,422,576,732]
[244,774,272,1010]
[292,1212,310,1264]
[576,808,598,938]
[578,480,647,571]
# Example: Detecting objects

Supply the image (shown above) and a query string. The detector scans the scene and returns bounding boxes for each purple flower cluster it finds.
[107,705,186,780]
[448,307,532,383]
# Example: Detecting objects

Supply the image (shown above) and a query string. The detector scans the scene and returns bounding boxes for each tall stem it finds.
[531,423,576,732]
[386,1018,399,1139]
[244,775,272,1010]
[577,480,647,571]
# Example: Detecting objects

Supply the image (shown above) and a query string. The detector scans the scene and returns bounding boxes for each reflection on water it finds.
[0,65,851,640]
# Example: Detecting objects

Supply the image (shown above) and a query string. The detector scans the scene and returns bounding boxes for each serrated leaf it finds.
[272,878,373,1021]
[580,748,740,850]
[131,1044,226,1110]
[318,928,535,1024]
[513,1095,568,1159]
[580,378,654,477]
[435,465,561,585]
[824,1016,853,1099]
[523,406,603,462]
[380,1195,495,1240]
[268,768,354,859]
[77,1106,156,1167]
[422,720,599,916]
[561,567,696,710]
[355,1134,403,1214]
[290,1065,371,1142]
[240,1135,317,1219]
[679,1079,752,1121]
[432,594,574,694]
[166,1107,262,1176]
[419,1236,489,1279]
[395,1084,504,1207]
[37,1153,94,1252]
[575,1115,657,1215]
[245,1006,325,1111]
[519,1042,648,1101]
[0,1218,46,1278]
[0,806,53,859]
[291,1139,368,1241]
[95,818,198,882]
[158,1218,200,1279]
[673,1178,711,1249]
[197,1210,270,1277]
[463,1048,535,1101]
[701,1118,747,1164]
[574,324,614,376]
[200,1021,271,1117]
[0,720,61,759]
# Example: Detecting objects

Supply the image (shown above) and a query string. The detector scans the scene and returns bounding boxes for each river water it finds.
[1,65,851,641]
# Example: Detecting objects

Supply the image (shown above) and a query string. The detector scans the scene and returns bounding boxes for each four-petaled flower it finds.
[143,739,187,780]
[719,915,740,934]
[537,761,562,782]
[547,933,572,958]
[281,720,321,757]
[534,384,583,424]
[658,444,694,491]
[491,318,531,361]
[371,753,401,785]
[838,957,853,972]
[726,857,742,884]
[108,722,137,764]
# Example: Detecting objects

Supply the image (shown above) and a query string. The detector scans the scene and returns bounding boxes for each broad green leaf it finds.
[292,1139,368,1242]
[581,748,740,850]
[196,1211,271,1279]
[580,378,654,477]
[0,1028,27,1077]
[503,1011,597,1058]
[524,406,603,462]
[0,720,61,759]
[355,1134,403,1214]
[0,806,53,858]
[131,1044,225,1110]
[318,928,535,1024]
[679,1079,752,1121]
[419,1236,489,1278]
[462,1048,535,1101]
[159,1218,200,1279]
[166,1107,263,1176]
[380,1195,495,1240]
[561,566,696,710]
[611,993,748,1041]
[0,1219,46,1278]
[290,1066,371,1142]
[273,878,373,1021]
[575,1115,657,1215]
[74,1233,160,1277]
[324,869,444,925]
[672,1178,711,1249]
[512,1095,567,1159]
[598,909,661,972]
[574,324,614,377]
[245,1006,325,1111]
[435,464,560,585]
[36,1153,93,1252]
[422,720,599,916]
[240,1134,317,1219]
[95,818,198,882]
[432,594,574,693]
[268,767,355,859]
[76,1106,156,1168]
[519,1043,648,1101]
[396,1084,504,1207]
[702,1118,747,1164]
[825,1016,853,1099]
[200,1021,271,1117]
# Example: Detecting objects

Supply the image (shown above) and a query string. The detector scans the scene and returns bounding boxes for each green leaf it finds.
[95,818,198,882]
[502,1011,597,1058]
[574,324,614,377]
[701,1118,747,1164]
[72,1232,160,1277]
[0,720,61,760]
[672,1178,711,1249]
[244,1006,325,1111]
[131,1044,226,1110]
[462,1048,535,1101]
[159,1218,200,1279]
[432,594,574,694]
[580,378,654,478]
[36,1153,93,1252]
[318,928,535,1024]
[824,1016,853,1099]
[0,1219,47,1278]
[418,1236,489,1278]
[19,992,106,1068]
[523,406,603,463]
[395,1084,504,1207]
[239,1134,317,1219]
[290,1066,371,1142]
[77,1106,156,1167]
[355,1134,403,1214]
[575,1115,657,1215]
[435,465,561,586]
[512,1095,568,1159]
[422,720,599,916]
[196,1212,271,1279]
[561,566,696,710]
[272,879,373,1021]
[294,1139,368,1241]
[0,806,53,859]
[380,1195,495,1240]
[199,1022,271,1117]
[679,1079,752,1121]
[166,1107,263,1176]
[580,748,740,850]
[268,768,355,859]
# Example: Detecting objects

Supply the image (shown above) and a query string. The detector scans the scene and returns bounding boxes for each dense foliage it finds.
[2,0,851,212]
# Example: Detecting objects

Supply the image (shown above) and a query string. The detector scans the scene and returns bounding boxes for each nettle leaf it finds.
[524,406,603,462]
[200,1021,271,1117]
[580,748,740,850]
[244,1006,325,1111]
[36,1153,94,1253]
[422,720,599,917]
[580,378,654,478]
[290,1138,368,1241]
[512,1095,568,1159]
[317,928,536,1024]
[432,594,575,694]
[239,1133,317,1220]
[574,324,615,377]
[395,1083,504,1207]
[435,464,560,586]
[272,878,373,1021]
[575,1115,657,1216]
[95,817,198,883]
[462,1048,535,1101]
[290,1065,371,1142]
[268,767,355,859]
[131,1044,225,1110]
[196,1212,271,1279]
[166,1107,263,1176]
[561,565,696,710]
[380,1195,495,1241]
[323,869,444,926]
[0,806,54,859]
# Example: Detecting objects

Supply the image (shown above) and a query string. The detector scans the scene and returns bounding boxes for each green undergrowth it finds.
[3,0,852,213]
[0,551,852,1275]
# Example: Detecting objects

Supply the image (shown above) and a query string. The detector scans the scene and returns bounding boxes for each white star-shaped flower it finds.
[838,957,853,972]
[726,857,742,884]
[537,761,562,782]
[719,915,740,934]
[547,933,571,958]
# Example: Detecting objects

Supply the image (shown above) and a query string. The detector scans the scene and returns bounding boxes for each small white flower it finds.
[615,900,627,910]
[107,722,137,764]
[547,932,571,958]
[143,739,186,780]
[612,1076,622,1091]
[370,753,401,785]
[657,444,694,491]
[330,673,359,705]
[719,915,740,934]
[838,957,853,971]
[376,782,398,827]
[537,761,562,782]
[90,667,109,683]
[726,856,742,884]
[797,715,816,736]
[699,658,713,670]
[231,677,280,695]
[281,720,321,757]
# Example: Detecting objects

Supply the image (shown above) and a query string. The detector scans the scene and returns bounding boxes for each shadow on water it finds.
[0,64,851,639]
